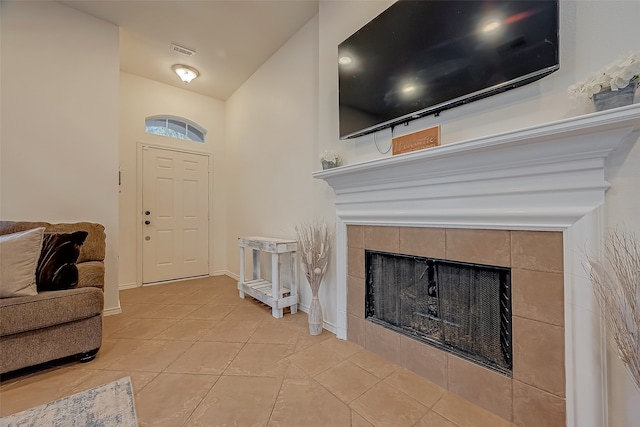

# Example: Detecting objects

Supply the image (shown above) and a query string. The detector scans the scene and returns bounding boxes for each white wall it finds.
[225,15,323,319]
[119,72,226,286]
[316,1,640,425]
[0,1,120,312]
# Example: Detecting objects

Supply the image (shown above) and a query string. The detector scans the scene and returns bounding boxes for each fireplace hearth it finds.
[365,250,512,375]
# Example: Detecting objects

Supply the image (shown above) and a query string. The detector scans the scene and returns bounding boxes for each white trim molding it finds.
[314,104,640,427]
[214,270,239,280]
[315,104,640,231]
[103,306,122,316]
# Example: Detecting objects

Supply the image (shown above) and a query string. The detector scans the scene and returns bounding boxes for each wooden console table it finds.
[237,236,298,318]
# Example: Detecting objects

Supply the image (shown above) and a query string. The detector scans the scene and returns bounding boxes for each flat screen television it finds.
[338,0,559,139]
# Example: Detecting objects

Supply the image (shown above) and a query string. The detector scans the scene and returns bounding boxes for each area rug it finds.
[0,376,138,427]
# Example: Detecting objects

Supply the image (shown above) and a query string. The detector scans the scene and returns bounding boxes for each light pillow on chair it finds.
[0,227,45,298]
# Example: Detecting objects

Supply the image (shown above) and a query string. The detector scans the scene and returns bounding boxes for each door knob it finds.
[144,220,151,225]
[145,211,151,215]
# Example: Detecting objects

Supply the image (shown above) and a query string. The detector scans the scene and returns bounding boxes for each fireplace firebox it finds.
[365,250,512,375]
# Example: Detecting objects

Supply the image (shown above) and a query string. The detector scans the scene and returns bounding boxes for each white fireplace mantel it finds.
[315,104,640,230]
[314,103,640,427]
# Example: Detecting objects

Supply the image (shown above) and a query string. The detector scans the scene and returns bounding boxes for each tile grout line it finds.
[179,374,221,427]
[265,373,287,426]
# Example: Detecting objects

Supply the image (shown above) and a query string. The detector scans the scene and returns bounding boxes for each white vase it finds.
[308,296,323,335]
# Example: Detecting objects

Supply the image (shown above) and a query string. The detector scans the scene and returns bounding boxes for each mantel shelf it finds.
[314,104,640,230]
[315,104,640,182]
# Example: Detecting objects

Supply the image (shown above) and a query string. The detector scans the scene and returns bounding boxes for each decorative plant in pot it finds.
[320,150,341,170]
[296,220,333,335]
[588,230,640,392]
[568,51,640,111]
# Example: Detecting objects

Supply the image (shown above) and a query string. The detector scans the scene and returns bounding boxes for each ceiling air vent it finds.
[170,43,195,57]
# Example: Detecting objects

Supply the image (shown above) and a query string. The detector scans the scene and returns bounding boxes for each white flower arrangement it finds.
[295,220,333,296]
[296,220,334,335]
[320,150,341,165]
[588,230,640,392]
[568,51,640,101]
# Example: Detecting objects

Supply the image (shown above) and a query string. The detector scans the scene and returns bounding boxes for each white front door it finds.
[142,146,209,284]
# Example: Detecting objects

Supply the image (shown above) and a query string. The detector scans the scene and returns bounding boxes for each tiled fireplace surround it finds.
[315,104,640,427]
[346,225,565,425]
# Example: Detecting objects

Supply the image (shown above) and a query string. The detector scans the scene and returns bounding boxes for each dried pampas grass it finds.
[295,221,333,296]
[589,230,640,392]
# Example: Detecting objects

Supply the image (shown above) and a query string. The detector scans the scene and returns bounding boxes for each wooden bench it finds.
[237,236,298,318]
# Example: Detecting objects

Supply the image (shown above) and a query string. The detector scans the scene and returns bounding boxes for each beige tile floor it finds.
[0,276,515,427]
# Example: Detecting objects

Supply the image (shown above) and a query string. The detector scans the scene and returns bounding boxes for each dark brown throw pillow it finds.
[36,231,88,291]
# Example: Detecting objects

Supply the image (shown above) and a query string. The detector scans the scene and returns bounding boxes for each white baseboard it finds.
[297,303,337,335]
[215,270,239,280]
[119,282,138,290]
[103,305,122,316]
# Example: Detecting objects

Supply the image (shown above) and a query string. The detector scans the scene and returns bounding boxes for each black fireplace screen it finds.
[365,250,512,375]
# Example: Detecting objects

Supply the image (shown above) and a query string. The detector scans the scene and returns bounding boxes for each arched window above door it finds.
[145,115,206,143]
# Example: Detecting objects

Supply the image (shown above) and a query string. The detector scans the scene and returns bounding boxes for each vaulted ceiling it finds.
[60,0,319,100]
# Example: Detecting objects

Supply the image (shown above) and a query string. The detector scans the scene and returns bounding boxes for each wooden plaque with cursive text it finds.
[392,126,441,155]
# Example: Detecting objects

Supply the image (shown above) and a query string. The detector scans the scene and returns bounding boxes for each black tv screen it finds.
[338,0,559,139]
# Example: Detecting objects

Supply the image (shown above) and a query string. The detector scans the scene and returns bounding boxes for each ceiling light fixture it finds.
[402,85,416,94]
[172,64,199,84]
[482,21,501,33]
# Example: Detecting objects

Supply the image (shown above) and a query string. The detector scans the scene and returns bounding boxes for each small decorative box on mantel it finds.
[392,125,441,155]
